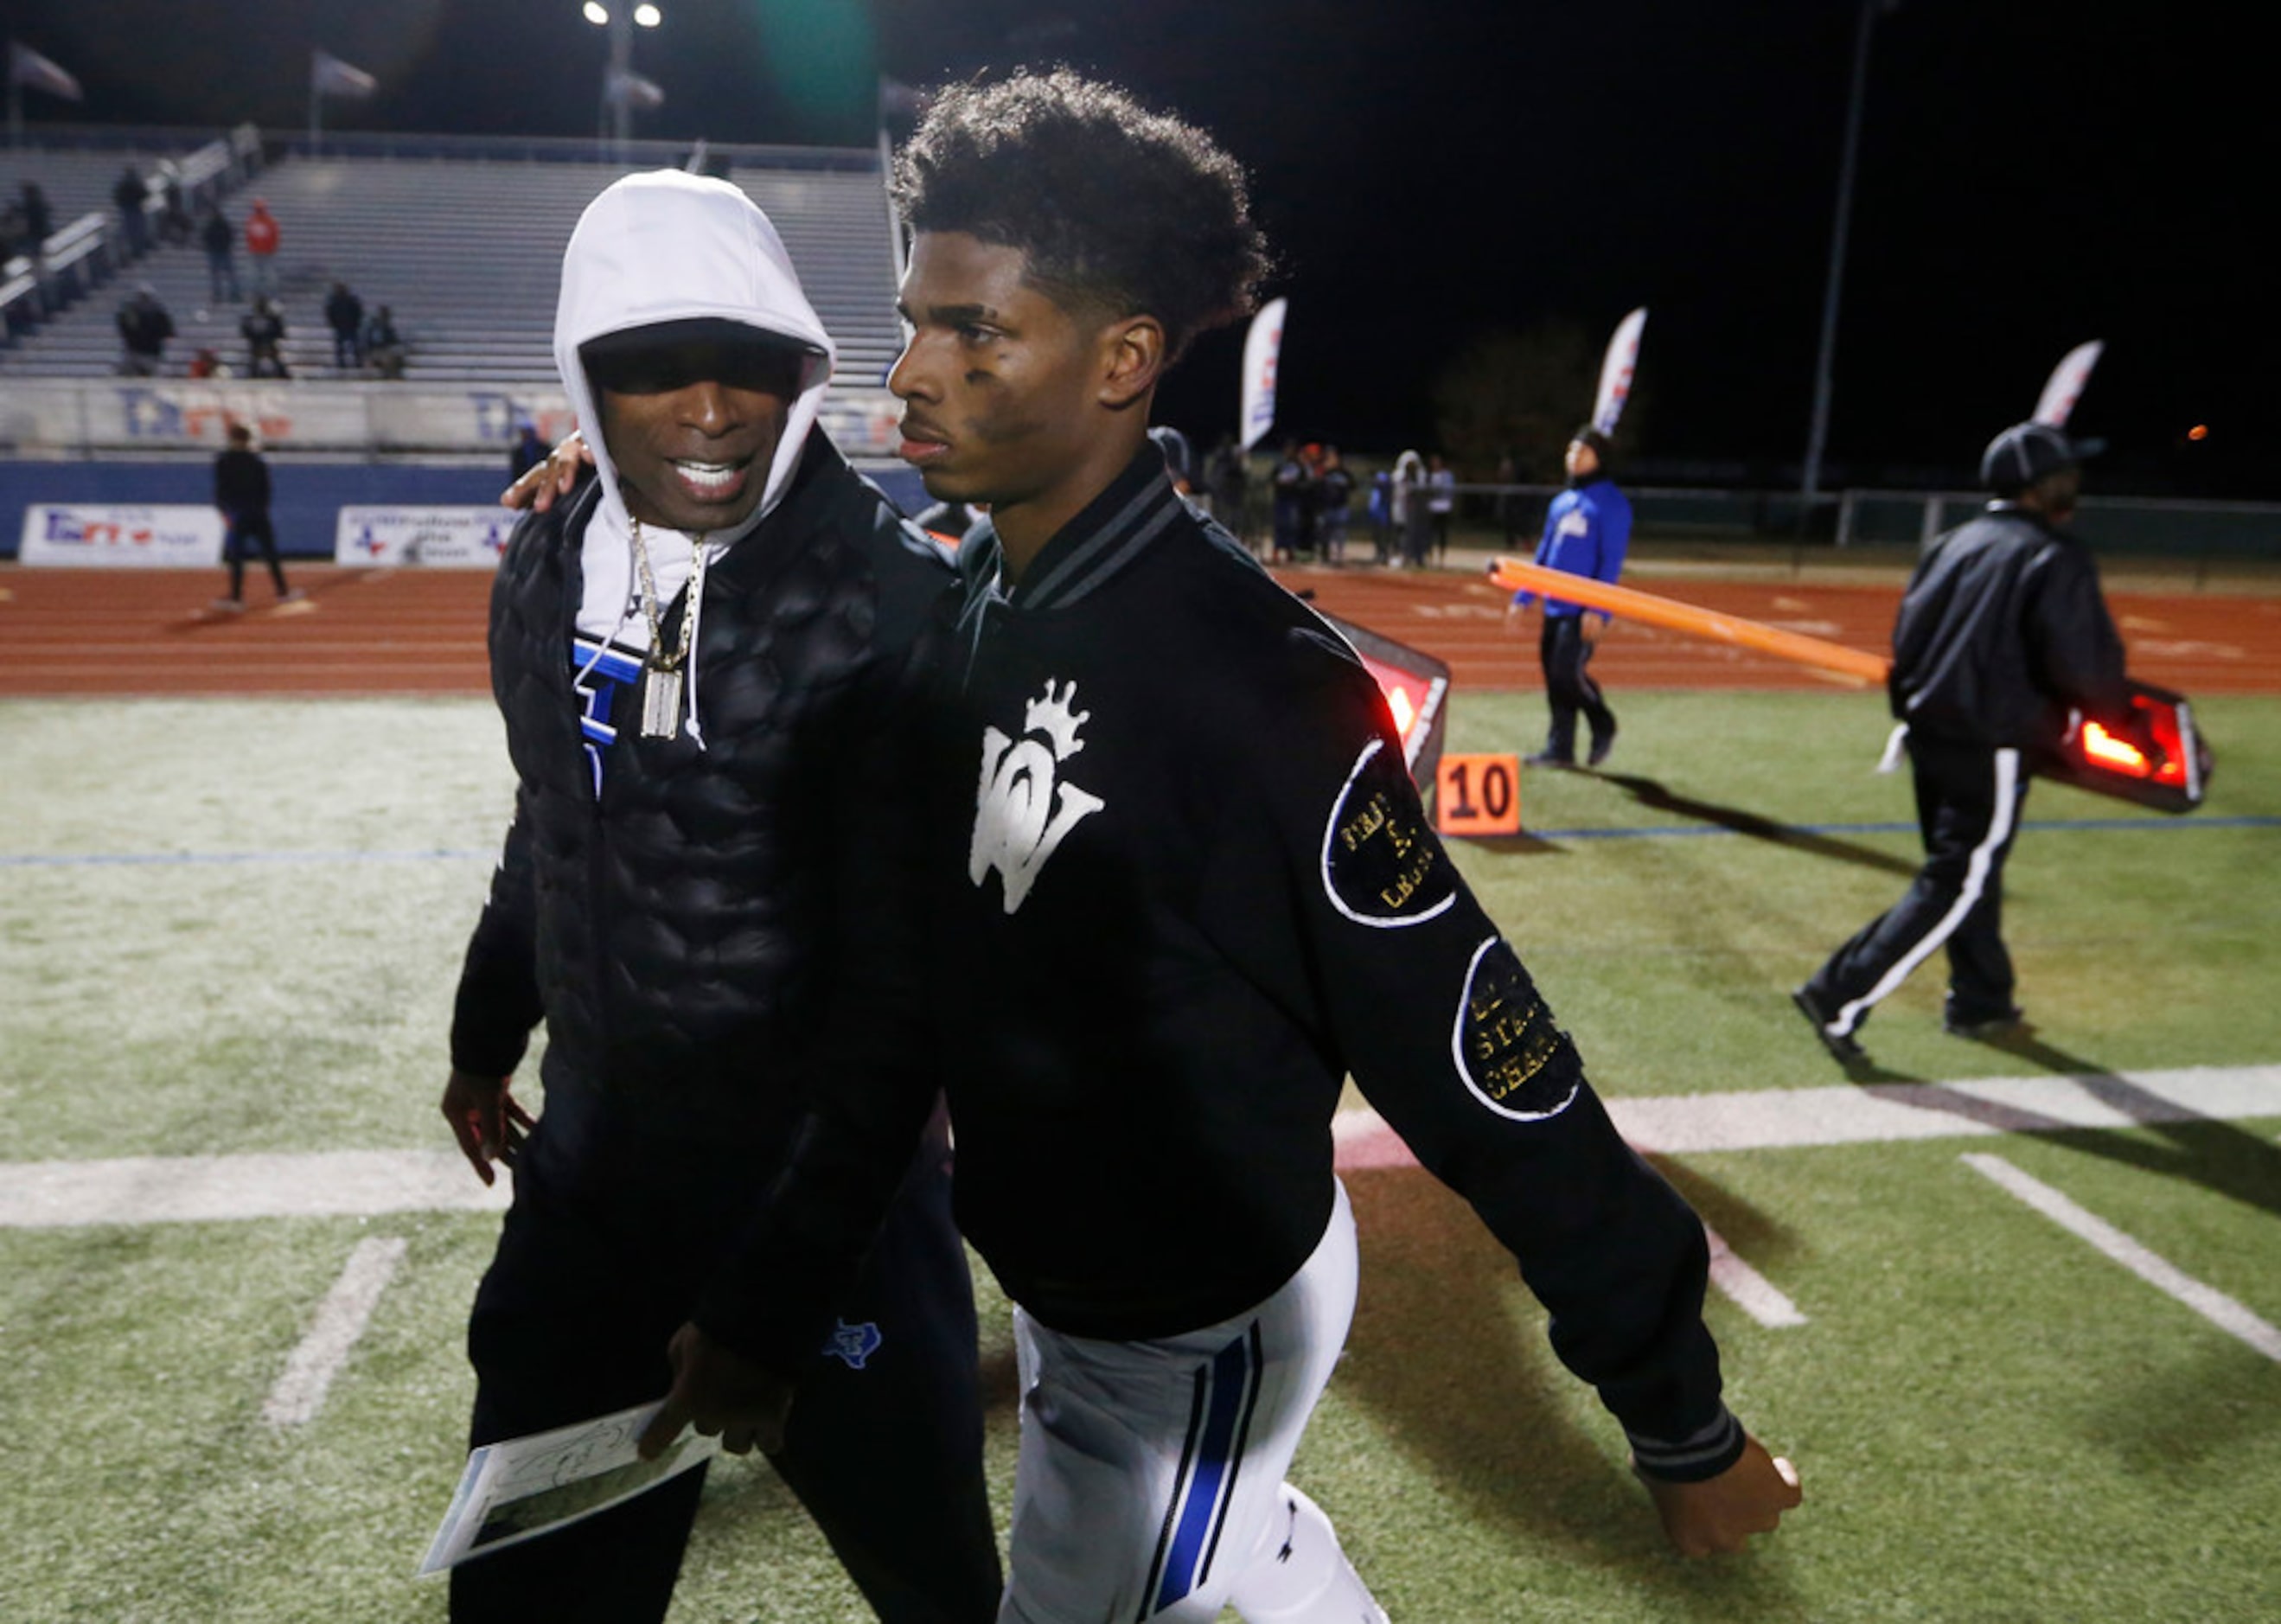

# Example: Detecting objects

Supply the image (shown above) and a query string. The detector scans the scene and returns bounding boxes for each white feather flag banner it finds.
[2033,339,2103,427]
[1591,306,1647,435]
[1239,297,1287,452]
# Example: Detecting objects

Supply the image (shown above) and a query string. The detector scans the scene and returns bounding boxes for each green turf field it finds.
[3,693,2277,1621]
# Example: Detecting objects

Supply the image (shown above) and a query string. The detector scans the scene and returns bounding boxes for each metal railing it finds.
[0,125,259,342]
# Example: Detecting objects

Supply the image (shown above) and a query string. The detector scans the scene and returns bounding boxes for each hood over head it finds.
[555,169,836,541]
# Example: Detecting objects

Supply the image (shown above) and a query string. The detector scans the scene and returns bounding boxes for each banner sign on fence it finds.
[0,379,895,457]
[18,503,224,567]
[335,506,515,567]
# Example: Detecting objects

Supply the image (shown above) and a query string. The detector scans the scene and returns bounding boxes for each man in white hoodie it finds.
[442,170,1000,1623]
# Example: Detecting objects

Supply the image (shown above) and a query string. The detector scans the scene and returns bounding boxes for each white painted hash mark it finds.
[1703,1223,1806,1327]
[1960,1154,2281,1364]
[261,1236,408,1427]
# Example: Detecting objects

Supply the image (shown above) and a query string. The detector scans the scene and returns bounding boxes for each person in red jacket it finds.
[244,198,280,299]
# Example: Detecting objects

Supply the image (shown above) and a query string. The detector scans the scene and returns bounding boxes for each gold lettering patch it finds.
[1454,938,1579,1121]
[1324,743,1456,927]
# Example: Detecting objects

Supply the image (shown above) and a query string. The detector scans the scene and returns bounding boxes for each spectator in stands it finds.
[1270,436,1311,561]
[19,181,52,255]
[506,418,548,482]
[1204,433,1247,537]
[0,195,24,265]
[1400,457,1434,567]
[241,297,289,378]
[244,198,280,297]
[1316,443,1356,563]
[188,347,227,380]
[115,284,175,376]
[1496,449,1527,547]
[325,281,366,371]
[1427,451,1457,561]
[201,204,241,303]
[1368,466,1395,563]
[362,304,406,379]
[157,163,194,246]
[212,424,299,610]
[113,163,150,258]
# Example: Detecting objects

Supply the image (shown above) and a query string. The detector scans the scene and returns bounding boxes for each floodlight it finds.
[582,2,609,22]
[635,3,662,24]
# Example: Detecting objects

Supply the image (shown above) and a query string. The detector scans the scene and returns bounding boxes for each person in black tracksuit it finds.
[1795,421,2128,1057]
[442,171,998,1623]
[212,424,293,606]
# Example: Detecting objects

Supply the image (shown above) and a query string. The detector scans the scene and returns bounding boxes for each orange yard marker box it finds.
[1434,752,1522,837]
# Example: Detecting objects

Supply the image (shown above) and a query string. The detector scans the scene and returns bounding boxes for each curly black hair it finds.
[891,69,1272,364]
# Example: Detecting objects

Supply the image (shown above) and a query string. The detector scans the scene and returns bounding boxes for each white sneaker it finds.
[210,597,246,613]
[1229,1485,1390,1623]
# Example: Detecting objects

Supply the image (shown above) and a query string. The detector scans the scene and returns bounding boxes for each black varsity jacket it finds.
[742,445,1745,1481]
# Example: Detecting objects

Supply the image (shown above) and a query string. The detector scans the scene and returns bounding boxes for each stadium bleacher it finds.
[1,140,904,393]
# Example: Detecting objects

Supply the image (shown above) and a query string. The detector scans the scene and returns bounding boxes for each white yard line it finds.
[1702,1224,1807,1328]
[1325,1063,2281,1165]
[1960,1154,2281,1364]
[260,1236,410,1426]
[0,1149,509,1229]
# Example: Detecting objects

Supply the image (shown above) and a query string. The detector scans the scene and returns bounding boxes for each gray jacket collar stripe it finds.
[1045,496,1185,611]
[1019,476,1178,610]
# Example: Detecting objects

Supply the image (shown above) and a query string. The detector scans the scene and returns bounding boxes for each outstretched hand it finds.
[636,1322,795,1461]
[440,1068,534,1186]
[500,431,594,513]
[1640,1434,1802,1557]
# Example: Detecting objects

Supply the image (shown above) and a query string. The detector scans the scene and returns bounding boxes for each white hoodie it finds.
[554,169,839,678]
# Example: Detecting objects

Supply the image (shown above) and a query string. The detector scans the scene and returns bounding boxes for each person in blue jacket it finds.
[1507,425,1632,766]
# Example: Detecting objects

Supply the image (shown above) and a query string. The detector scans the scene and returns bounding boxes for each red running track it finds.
[4,562,2277,697]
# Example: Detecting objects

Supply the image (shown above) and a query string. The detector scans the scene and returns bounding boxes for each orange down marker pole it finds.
[1489,558,1893,685]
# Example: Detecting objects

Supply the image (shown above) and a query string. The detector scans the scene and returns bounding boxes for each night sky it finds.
[7,0,2266,496]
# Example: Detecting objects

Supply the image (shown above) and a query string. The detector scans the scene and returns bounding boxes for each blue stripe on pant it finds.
[1147,1323,1264,1616]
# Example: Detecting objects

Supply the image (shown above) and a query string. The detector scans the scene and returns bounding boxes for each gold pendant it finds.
[641,666,683,738]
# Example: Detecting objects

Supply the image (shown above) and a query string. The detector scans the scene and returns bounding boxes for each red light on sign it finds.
[1384,683,1417,737]
[2081,720,2150,777]
[1316,610,1452,786]
[1356,653,1436,755]
[2044,681,2208,812]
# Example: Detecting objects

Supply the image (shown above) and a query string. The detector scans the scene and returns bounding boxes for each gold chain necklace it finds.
[629,515,709,738]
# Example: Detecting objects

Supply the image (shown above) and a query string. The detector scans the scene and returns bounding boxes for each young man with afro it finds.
[650,70,1804,1621]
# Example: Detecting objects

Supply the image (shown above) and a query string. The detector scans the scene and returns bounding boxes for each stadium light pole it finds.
[585,3,662,159]
[1801,0,1896,521]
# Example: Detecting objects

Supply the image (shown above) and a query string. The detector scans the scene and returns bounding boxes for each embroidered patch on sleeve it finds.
[1320,738,1457,927]
[1451,937,1579,1121]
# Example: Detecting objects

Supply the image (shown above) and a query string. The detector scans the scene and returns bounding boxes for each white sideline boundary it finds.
[261,1236,409,1426]
[5,1067,2271,1231]
[1961,1154,2281,1363]
[3,1063,2276,1341]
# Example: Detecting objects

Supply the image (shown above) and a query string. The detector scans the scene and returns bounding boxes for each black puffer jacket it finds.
[449,428,955,1140]
[1889,502,2127,750]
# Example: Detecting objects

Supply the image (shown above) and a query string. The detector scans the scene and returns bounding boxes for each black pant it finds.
[451,1097,1001,1623]
[1805,738,2028,1036]
[221,511,288,599]
[1538,615,1614,762]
